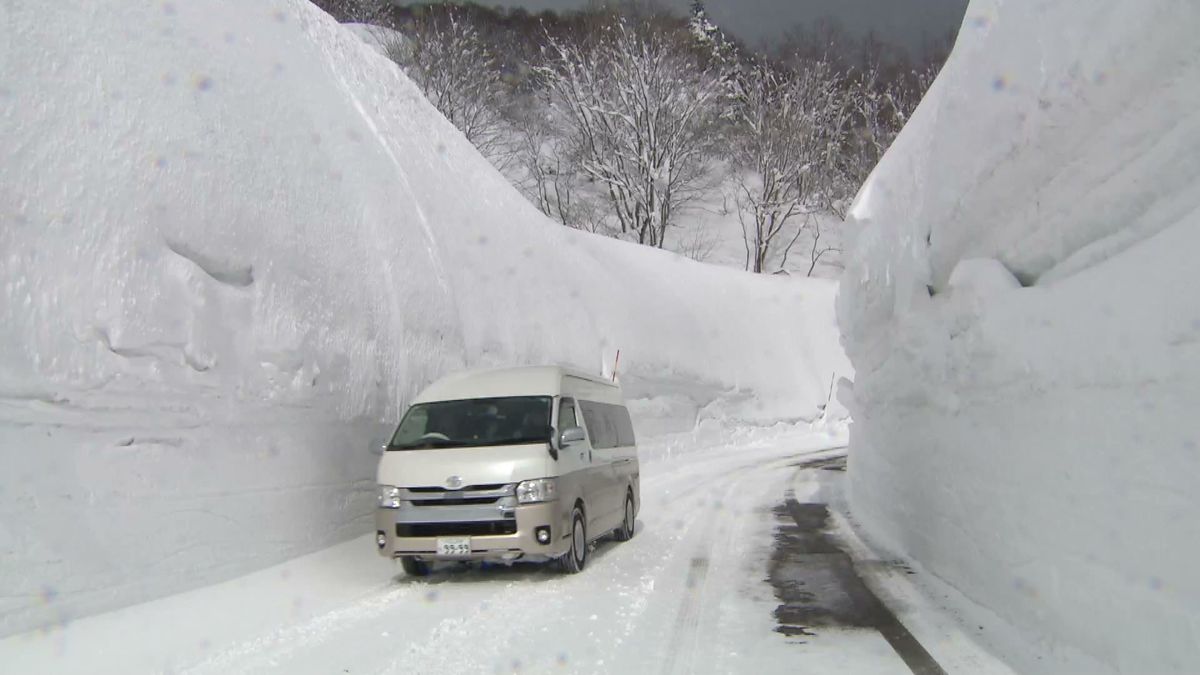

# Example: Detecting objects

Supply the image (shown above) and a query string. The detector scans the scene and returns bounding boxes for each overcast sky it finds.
[474,0,970,55]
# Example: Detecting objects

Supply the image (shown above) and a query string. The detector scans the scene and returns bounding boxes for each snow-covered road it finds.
[1,425,939,674]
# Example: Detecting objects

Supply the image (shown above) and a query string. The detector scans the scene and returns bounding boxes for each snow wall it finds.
[0,1,849,636]
[839,0,1200,672]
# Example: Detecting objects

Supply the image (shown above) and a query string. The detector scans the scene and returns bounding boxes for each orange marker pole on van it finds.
[612,350,620,382]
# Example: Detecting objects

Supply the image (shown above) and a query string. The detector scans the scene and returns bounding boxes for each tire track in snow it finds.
[661,556,710,675]
[657,454,798,675]
[372,569,571,674]
[372,447,810,674]
[368,452,745,674]
[178,437,840,674]
[184,581,422,675]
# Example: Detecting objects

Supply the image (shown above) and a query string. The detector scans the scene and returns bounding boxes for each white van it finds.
[375,366,640,576]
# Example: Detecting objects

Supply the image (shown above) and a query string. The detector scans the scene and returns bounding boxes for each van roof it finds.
[412,365,618,404]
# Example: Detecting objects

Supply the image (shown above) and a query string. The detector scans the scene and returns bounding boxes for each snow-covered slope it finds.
[839,0,1200,672]
[0,0,848,637]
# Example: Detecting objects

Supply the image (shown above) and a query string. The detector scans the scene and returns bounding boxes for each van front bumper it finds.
[375,500,567,562]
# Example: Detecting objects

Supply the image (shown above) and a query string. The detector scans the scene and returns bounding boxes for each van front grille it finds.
[407,483,507,493]
[401,484,514,507]
[397,522,518,537]
[411,497,499,507]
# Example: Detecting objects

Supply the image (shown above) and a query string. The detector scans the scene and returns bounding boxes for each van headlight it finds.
[516,478,558,504]
[378,485,402,509]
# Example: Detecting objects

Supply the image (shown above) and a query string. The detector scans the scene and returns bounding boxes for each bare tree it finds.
[840,58,940,192]
[384,9,512,167]
[730,58,844,273]
[677,221,720,262]
[535,17,723,248]
[314,0,392,26]
[775,214,841,277]
[512,106,585,227]
[889,61,942,128]
[805,216,839,276]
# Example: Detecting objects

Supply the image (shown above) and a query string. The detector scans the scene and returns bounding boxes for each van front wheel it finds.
[560,507,587,574]
[400,556,431,577]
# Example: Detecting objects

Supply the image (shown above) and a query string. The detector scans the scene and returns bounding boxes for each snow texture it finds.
[0,0,848,636]
[0,427,884,675]
[839,0,1200,672]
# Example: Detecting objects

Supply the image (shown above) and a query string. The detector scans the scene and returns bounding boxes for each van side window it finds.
[578,400,634,449]
[613,405,636,447]
[579,400,611,449]
[559,399,578,430]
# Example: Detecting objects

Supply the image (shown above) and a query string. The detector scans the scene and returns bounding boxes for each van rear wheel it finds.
[400,556,431,577]
[614,492,636,542]
[559,507,587,574]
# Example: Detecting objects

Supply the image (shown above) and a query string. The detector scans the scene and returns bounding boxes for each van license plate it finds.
[436,536,471,556]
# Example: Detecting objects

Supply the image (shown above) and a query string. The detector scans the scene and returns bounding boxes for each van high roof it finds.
[412,365,618,404]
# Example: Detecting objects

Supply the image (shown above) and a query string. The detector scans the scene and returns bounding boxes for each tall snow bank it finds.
[840,0,1200,672]
[0,0,847,636]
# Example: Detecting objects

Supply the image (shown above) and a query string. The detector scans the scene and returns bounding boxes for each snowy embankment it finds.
[0,0,847,637]
[839,0,1200,672]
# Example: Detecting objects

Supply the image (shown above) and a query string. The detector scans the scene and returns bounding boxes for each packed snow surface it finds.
[0,0,848,636]
[840,0,1200,672]
[0,424,1019,674]
[0,427,866,674]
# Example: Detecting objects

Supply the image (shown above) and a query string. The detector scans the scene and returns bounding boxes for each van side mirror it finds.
[559,426,585,446]
[369,435,388,456]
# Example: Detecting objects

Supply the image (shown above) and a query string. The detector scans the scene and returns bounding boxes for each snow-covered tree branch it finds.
[730,58,844,273]
[384,9,513,167]
[535,18,723,248]
[512,106,588,228]
[314,0,392,26]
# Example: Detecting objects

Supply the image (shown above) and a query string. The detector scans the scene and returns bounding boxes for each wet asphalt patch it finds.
[769,457,946,675]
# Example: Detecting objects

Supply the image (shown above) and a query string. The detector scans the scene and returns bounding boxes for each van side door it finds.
[555,398,593,530]
[578,400,621,531]
[610,404,638,500]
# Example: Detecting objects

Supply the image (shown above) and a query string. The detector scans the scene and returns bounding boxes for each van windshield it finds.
[387,396,553,450]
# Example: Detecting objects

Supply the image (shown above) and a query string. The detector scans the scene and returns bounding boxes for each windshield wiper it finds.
[388,437,549,451]
[388,438,460,450]
[463,437,550,448]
